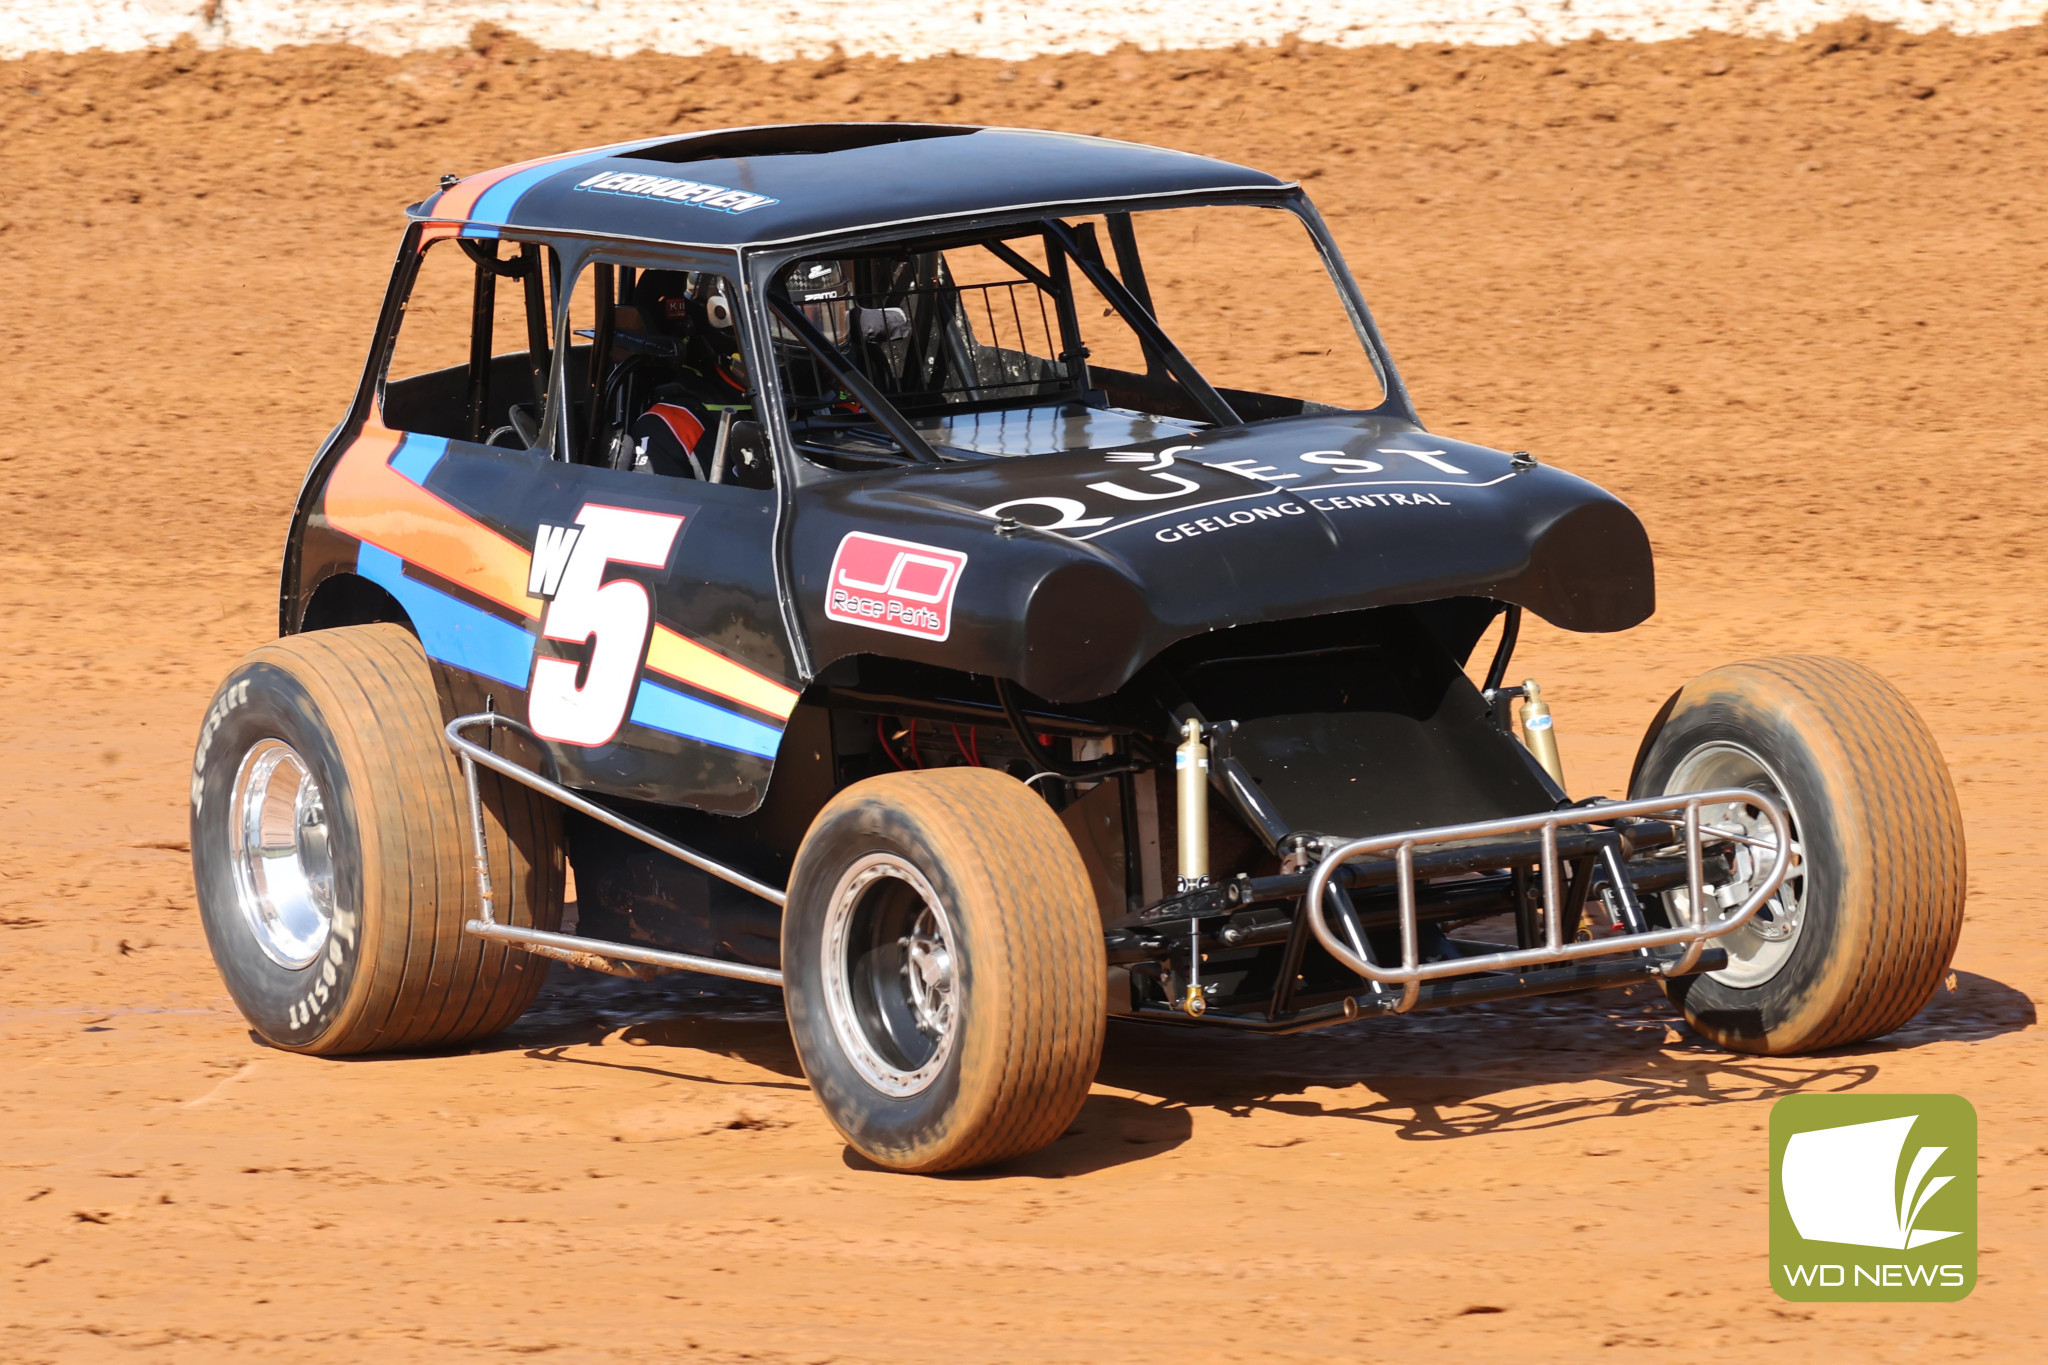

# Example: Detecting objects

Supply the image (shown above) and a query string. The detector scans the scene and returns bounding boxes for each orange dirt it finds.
[3,20,2044,1361]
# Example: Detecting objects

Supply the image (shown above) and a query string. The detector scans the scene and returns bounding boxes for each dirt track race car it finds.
[188,123,1967,1172]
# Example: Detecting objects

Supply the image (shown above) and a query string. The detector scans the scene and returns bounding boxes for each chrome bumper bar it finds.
[446,711,786,988]
[1303,789,1792,1013]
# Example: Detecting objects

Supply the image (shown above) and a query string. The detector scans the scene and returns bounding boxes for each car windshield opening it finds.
[770,204,1385,471]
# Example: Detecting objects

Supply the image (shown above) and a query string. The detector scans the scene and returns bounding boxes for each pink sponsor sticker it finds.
[824,532,967,642]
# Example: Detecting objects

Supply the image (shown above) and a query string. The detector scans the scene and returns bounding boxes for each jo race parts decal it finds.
[825,532,966,643]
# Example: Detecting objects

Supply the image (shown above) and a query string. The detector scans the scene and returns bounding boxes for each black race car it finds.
[189,124,1965,1172]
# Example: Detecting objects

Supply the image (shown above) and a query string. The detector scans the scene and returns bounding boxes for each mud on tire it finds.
[782,768,1106,1173]
[1631,654,1965,1054]
[190,623,562,1054]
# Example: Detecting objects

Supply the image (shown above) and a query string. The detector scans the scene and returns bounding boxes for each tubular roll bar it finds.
[446,712,786,988]
[1303,789,1793,1014]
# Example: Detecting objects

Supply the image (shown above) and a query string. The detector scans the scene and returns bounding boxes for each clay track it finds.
[2,21,2044,1361]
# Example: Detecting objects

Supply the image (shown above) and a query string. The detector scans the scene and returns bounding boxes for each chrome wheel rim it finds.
[228,739,337,970]
[1661,741,1806,989]
[820,853,958,1097]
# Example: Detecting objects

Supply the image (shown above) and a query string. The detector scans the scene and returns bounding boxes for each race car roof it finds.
[414,123,1291,249]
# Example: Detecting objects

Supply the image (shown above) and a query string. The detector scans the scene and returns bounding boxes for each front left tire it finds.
[190,624,562,1054]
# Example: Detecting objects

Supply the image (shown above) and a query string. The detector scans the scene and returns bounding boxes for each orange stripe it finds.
[323,429,536,617]
[428,154,558,224]
[646,626,800,722]
[424,138,645,227]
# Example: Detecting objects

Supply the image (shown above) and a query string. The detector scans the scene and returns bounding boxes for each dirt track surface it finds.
[3,20,2045,1361]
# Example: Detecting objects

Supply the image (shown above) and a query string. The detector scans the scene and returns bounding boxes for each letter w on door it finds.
[528,523,583,600]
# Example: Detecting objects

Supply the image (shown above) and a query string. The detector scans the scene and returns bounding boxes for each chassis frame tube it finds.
[1303,790,1791,993]
[446,711,788,988]
[1130,945,1726,1033]
[465,920,784,987]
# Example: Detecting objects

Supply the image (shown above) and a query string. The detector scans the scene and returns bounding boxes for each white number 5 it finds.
[528,503,684,747]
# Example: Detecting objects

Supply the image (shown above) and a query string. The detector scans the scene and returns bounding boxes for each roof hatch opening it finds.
[634,124,978,165]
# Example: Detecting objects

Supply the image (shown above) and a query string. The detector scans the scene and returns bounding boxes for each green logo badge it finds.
[1770,1094,1976,1301]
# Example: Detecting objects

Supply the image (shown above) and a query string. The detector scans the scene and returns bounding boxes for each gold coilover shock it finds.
[1518,678,1566,792]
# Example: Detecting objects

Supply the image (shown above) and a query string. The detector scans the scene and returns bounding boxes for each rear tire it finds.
[1631,655,1964,1054]
[783,768,1106,1173]
[190,624,562,1054]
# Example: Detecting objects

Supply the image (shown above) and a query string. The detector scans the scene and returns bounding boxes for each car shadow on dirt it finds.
[836,1091,1198,1180]
[454,966,809,1089]
[507,965,1200,1176]
[1092,970,2034,1143]
[385,962,2028,1167]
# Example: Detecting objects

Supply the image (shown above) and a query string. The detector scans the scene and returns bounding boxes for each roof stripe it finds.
[430,149,571,223]
[468,159,585,229]
[430,137,674,230]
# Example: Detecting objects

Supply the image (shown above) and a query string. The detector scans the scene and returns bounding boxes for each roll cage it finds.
[737,188,1419,481]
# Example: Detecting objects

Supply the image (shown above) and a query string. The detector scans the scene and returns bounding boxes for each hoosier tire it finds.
[1631,655,1965,1054]
[782,768,1106,1173]
[190,624,562,1054]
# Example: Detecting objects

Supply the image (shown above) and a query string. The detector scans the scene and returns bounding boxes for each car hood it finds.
[791,413,1654,702]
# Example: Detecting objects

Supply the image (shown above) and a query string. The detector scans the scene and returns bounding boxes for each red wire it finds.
[906,719,923,768]
[877,715,908,771]
[952,724,982,767]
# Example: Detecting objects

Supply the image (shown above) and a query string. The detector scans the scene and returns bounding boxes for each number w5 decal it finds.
[526,503,684,748]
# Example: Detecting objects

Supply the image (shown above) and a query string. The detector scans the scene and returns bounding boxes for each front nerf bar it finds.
[1303,789,1793,1013]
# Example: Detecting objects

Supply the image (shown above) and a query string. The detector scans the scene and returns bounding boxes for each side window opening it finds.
[562,259,771,489]
[382,235,560,448]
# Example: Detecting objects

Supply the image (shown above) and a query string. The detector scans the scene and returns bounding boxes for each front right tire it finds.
[782,768,1106,1173]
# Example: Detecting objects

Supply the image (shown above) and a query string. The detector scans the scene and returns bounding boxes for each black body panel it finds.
[790,416,1654,704]
[293,426,798,815]
[563,705,839,968]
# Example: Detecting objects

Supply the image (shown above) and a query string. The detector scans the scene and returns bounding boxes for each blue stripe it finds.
[469,162,580,229]
[629,680,784,760]
[388,433,447,487]
[466,139,675,229]
[356,544,535,689]
[459,224,502,241]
